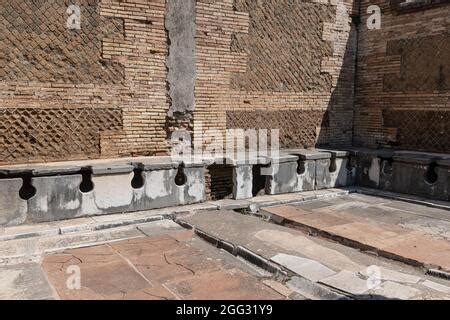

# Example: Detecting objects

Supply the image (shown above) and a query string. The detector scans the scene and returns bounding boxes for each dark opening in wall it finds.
[381,158,394,176]
[175,163,187,187]
[425,162,439,185]
[252,165,267,197]
[346,156,356,172]
[297,160,306,175]
[329,158,337,173]
[131,167,145,189]
[79,168,94,193]
[206,165,234,201]
[19,174,36,200]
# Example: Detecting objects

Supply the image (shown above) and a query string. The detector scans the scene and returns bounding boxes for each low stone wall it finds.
[0,158,205,226]
[1,149,448,226]
[264,149,354,196]
[348,148,450,202]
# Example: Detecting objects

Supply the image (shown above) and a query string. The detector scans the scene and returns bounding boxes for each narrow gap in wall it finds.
[329,157,337,173]
[381,158,394,175]
[206,165,234,200]
[425,162,439,185]
[79,168,94,193]
[252,165,267,197]
[346,156,356,172]
[19,174,37,200]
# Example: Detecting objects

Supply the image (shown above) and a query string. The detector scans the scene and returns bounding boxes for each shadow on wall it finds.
[315,0,359,150]
[353,0,450,153]
[226,0,359,150]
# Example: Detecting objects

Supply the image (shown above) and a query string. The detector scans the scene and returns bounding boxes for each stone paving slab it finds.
[137,220,185,236]
[264,194,450,272]
[0,225,145,266]
[164,268,282,300]
[356,188,450,212]
[370,281,421,300]
[359,266,421,285]
[0,224,60,242]
[401,218,450,241]
[288,211,354,230]
[422,280,450,294]
[323,222,415,249]
[41,229,283,300]
[319,271,369,296]
[263,205,312,221]
[271,254,336,282]
[0,263,55,300]
[209,199,251,210]
[381,236,450,270]
[179,210,450,299]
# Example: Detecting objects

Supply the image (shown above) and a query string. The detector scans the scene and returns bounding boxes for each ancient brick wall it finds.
[0,0,168,165]
[194,0,358,150]
[354,0,450,153]
[205,165,234,200]
[1,0,360,165]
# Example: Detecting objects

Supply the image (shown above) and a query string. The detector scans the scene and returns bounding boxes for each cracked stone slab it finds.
[0,224,60,242]
[43,245,154,300]
[359,267,421,284]
[261,205,311,224]
[287,276,349,300]
[43,230,283,300]
[422,280,450,294]
[209,199,251,210]
[401,218,450,240]
[0,263,55,300]
[137,220,184,237]
[271,253,336,282]
[263,280,295,298]
[164,268,282,300]
[319,271,369,296]
[370,281,421,300]
[0,225,144,266]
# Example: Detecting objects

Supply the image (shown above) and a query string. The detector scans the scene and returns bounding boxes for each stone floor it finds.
[262,193,450,272]
[42,221,284,300]
[0,189,450,300]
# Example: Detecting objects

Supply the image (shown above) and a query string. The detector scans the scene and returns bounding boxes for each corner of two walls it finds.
[9,0,446,165]
[354,0,450,153]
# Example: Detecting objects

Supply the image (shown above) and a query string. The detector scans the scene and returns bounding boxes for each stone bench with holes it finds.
[0,157,206,226]
[345,148,450,201]
[203,153,271,200]
[392,152,450,201]
[264,149,354,195]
